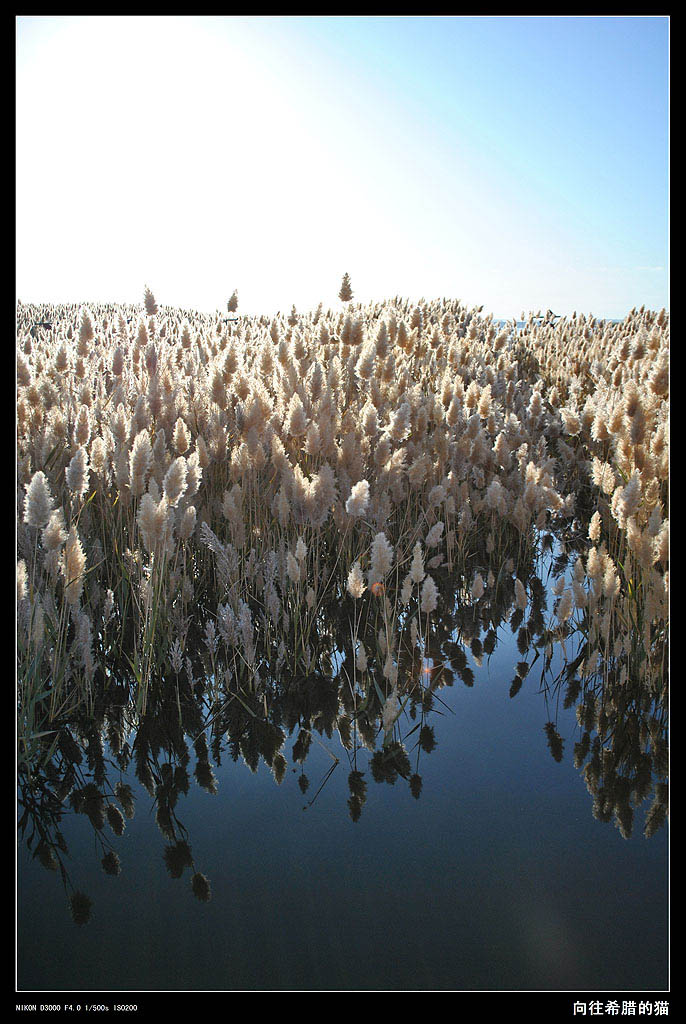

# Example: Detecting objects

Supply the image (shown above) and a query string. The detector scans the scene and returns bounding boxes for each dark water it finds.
[17,599,668,993]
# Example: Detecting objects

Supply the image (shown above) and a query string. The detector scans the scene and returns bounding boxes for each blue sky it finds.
[16,15,669,317]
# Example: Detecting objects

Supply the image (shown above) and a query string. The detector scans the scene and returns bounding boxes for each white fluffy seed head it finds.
[178,505,197,542]
[345,479,370,517]
[410,541,425,584]
[420,575,438,613]
[589,510,602,543]
[286,551,301,584]
[24,471,54,529]
[17,560,27,603]
[163,456,188,507]
[556,588,573,622]
[368,532,394,585]
[129,431,153,497]
[62,526,86,606]
[425,521,444,548]
[347,561,366,599]
[42,508,67,552]
[65,446,90,499]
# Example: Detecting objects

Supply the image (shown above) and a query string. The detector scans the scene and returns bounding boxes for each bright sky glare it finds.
[16,15,669,318]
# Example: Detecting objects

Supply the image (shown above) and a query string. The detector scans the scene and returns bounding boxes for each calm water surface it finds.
[17,603,668,992]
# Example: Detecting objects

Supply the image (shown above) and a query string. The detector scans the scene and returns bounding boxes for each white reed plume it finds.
[408,454,430,489]
[425,521,444,548]
[347,561,366,599]
[410,541,425,583]
[471,573,485,600]
[308,463,337,526]
[78,307,94,353]
[237,599,255,665]
[493,432,511,468]
[173,417,191,455]
[285,392,308,437]
[653,519,669,566]
[529,388,545,419]
[217,603,238,647]
[560,407,581,435]
[384,651,401,684]
[31,598,45,649]
[428,483,446,509]
[17,559,27,604]
[173,431,194,484]
[143,285,158,316]
[368,531,394,585]
[163,456,188,507]
[420,574,438,613]
[286,551,302,584]
[555,588,573,622]
[386,401,412,442]
[382,688,400,733]
[23,470,54,529]
[274,486,290,529]
[65,446,90,499]
[345,479,370,517]
[305,421,321,456]
[591,458,616,495]
[74,405,91,447]
[588,510,602,543]
[586,546,603,582]
[111,403,130,448]
[42,508,67,552]
[137,491,171,553]
[62,526,86,606]
[145,342,158,377]
[339,272,353,303]
[178,505,197,542]
[572,580,588,610]
[602,559,621,601]
[112,345,125,376]
[361,401,378,437]
[90,435,109,479]
[75,609,95,679]
[614,471,642,526]
[486,478,508,515]
[355,341,376,381]
[54,341,70,373]
[478,384,493,419]
[129,430,153,498]
[648,352,669,397]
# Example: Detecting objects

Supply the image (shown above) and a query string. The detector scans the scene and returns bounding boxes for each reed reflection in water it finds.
[17,535,668,991]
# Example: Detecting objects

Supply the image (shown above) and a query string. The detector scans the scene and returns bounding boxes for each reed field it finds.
[17,281,669,892]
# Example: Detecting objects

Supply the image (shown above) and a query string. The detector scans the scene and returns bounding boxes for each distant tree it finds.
[339,272,353,303]
[227,290,239,313]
